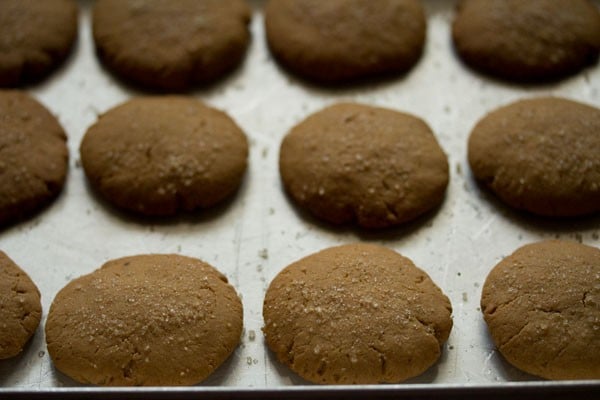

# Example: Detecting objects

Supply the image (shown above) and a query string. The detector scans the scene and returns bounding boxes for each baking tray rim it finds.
[3,381,600,399]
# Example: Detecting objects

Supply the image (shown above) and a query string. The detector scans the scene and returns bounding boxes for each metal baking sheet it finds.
[1,0,599,397]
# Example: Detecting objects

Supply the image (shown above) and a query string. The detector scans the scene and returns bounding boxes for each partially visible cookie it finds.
[481,240,600,380]
[45,254,243,386]
[452,0,600,82]
[279,103,449,229]
[265,0,426,83]
[80,96,248,216]
[263,243,453,384]
[0,251,42,359]
[92,0,251,90]
[0,90,69,226]
[468,97,600,217]
[0,0,78,86]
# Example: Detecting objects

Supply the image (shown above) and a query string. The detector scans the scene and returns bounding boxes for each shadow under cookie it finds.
[468,174,600,236]
[79,165,249,227]
[280,185,448,242]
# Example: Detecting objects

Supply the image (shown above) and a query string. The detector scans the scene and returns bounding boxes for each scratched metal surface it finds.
[1,0,599,394]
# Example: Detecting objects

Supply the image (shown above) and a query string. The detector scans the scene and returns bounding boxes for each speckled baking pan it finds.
[1,0,599,398]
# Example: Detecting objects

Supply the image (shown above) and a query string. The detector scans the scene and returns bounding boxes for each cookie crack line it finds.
[285,331,300,365]
[123,358,135,380]
[19,310,31,323]
[484,294,521,316]
[383,199,400,222]
[533,307,561,315]
[582,291,590,307]
[540,329,579,371]
[121,338,142,383]
[144,144,153,163]
[316,357,327,378]
[368,344,387,377]
[488,291,590,317]
[499,320,532,349]
[413,316,438,343]
[270,286,318,367]
[27,169,61,196]
[10,278,25,294]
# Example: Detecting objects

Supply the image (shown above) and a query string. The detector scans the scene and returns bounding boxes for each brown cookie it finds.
[92,0,251,91]
[80,96,248,216]
[0,0,78,87]
[264,0,426,83]
[45,254,243,386]
[481,240,600,380]
[468,97,600,217]
[0,251,42,359]
[0,90,69,226]
[263,243,452,384]
[279,103,449,229]
[452,0,600,82]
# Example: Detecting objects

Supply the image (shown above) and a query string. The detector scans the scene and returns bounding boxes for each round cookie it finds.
[0,0,78,87]
[468,97,600,217]
[264,0,426,83]
[80,96,248,216]
[263,243,452,384]
[452,0,600,82]
[481,240,600,380]
[279,103,449,229]
[92,0,251,91]
[0,251,42,359]
[45,254,243,386]
[0,90,69,226]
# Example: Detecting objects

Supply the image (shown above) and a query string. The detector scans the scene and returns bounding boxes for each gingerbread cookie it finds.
[279,103,449,229]
[452,0,600,82]
[468,97,600,217]
[481,240,600,380]
[92,0,251,90]
[80,96,248,216]
[0,251,42,359]
[265,0,426,83]
[0,0,78,86]
[0,90,69,226]
[263,243,453,384]
[45,254,243,386]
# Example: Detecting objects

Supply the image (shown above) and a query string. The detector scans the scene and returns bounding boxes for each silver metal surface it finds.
[1,0,599,394]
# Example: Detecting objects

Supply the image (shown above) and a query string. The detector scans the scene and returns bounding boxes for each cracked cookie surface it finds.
[481,240,600,380]
[263,243,453,384]
[468,97,600,217]
[45,254,243,386]
[80,96,248,216]
[452,0,600,82]
[279,103,449,229]
[0,90,69,226]
[0,251,42,359]
[92,0,251,91]
[0,0,78,86]
[265,0,426,83]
